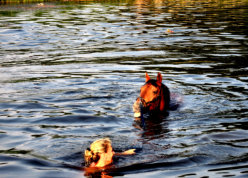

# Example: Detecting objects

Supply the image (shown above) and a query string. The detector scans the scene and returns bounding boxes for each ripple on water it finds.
[0,1,248,178]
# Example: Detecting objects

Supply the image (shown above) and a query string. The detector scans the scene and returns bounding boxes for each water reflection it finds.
[0,0,248,177]
[142,118,170,145]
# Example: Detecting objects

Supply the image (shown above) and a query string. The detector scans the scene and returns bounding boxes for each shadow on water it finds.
[0,0,248,177]
[133,112,169,138]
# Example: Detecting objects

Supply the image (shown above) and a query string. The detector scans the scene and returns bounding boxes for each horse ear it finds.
[145,72,151,82]
[156,72,162,86]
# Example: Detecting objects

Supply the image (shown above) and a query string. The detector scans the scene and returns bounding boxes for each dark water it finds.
[0,0,248,177]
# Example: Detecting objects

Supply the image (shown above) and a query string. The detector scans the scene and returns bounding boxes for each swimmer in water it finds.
[84,138,136,168]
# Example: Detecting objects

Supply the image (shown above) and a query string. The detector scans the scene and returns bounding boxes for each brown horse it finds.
[133,72,170,118]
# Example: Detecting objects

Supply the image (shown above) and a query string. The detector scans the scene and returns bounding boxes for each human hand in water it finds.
[122,149,136,155]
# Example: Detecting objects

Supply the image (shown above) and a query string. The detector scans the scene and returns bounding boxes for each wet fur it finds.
[144,79,170,113]
[133,73,170,117]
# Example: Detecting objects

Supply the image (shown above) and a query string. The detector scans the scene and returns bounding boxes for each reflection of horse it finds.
[133,72,170,118]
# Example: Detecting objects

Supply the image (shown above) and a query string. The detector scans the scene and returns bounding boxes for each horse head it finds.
[133,72,170,118]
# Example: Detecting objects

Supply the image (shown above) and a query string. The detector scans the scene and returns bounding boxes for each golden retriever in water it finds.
[84,138,135,168]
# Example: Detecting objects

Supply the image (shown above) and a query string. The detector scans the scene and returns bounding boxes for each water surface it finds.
[0,0,248,177]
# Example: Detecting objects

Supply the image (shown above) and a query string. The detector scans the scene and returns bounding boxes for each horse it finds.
[133,72,170,119]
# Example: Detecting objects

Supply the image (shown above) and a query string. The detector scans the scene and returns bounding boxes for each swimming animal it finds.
[133,72,170,118]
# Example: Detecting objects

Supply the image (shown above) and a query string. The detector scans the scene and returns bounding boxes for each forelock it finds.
[145,79,158,87]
